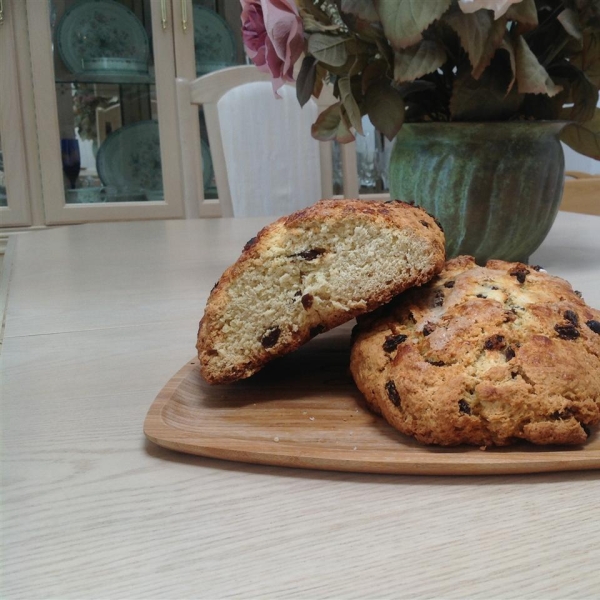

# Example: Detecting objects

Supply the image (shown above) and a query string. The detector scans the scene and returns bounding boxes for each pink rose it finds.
[241,0,305,95]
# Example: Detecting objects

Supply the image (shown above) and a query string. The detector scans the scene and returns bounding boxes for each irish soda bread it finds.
[350,256,600,447]
[198,199,445,384]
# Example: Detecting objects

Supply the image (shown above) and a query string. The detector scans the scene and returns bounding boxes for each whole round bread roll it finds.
[197,199,445,384]
[350,256,600,447]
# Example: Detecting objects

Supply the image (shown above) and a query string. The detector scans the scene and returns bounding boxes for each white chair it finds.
[176,65,360,218]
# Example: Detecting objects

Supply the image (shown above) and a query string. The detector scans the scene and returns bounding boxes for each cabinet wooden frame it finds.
[0,0,32,228]
[25,0,186,224]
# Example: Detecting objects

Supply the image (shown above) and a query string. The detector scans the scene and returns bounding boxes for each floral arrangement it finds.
[240,0,600,159]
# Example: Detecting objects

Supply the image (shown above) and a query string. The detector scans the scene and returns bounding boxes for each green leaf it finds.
[549,63,598,123]
[339,20,383,45]
[505,0,538,32]
[313,64,328,99]
[568,73,598,122]
[296,56,317,108]
[374,0,452,49]
[311,102,356,143]
[393,40,446,83]
[514,36,563,97]
[365,82,405,140]
[308,33,349,67]
[342,39,373,76]
[340,0,379,22]
[450,68,522,121]
[338,76,364,134]
[571,31,600,88]
[301,11,345,33]
[557,8,583,40]
[295,0,332,24]
[498,35,516,92]
[561,109,600,159]
[361,59,391,93]
[444,10,507,79]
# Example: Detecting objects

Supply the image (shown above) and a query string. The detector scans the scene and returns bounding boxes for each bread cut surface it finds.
[197,199,445,384]
[350,256,600,447]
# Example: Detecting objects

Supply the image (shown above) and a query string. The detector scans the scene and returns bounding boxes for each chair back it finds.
[181,65,359,217]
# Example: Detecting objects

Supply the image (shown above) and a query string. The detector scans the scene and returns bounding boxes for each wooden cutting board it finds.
[144,325,600,475]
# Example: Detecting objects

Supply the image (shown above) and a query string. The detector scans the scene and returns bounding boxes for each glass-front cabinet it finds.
[0,0,389,232]
[31,0,185,224]
[0,0,247,229]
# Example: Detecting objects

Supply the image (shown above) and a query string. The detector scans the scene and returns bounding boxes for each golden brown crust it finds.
[197,199,445,384]
[350,256,600,447]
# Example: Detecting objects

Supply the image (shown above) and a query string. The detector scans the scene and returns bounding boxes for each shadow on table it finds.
[147,319,600,487]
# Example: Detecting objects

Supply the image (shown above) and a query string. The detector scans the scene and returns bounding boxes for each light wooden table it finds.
[2,212,600,600]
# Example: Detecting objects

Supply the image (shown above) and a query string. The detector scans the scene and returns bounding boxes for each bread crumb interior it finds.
[208,219,437,375]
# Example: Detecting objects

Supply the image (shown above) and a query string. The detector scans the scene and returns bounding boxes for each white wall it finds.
[563,143,600,175]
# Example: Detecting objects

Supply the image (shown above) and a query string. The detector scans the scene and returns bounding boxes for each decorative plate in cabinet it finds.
[96,121,213,199]
[193,5,236,76]
[96,120,162,195]
[56,0,149,75]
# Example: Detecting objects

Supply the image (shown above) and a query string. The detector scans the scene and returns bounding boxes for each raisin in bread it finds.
[197,199,445,384]
[350,256,600,447]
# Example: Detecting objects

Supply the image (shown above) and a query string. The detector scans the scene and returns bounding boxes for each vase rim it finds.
[402,120,570,126]
[398,120,569,139]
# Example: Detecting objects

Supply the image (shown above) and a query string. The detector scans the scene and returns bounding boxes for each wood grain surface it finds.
[3,215,600,600]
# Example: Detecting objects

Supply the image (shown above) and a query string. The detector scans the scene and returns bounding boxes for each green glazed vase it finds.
[388,122,567,264]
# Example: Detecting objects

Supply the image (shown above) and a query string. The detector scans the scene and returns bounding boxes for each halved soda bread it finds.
[197,199,445,384]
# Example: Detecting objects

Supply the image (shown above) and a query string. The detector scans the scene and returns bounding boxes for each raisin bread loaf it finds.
[198,199,445,384]
[350,256,600,446]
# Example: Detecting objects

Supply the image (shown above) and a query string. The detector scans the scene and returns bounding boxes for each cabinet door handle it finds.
[181,0,188,32]
[160,0,167,30]
[0,0,5,26]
